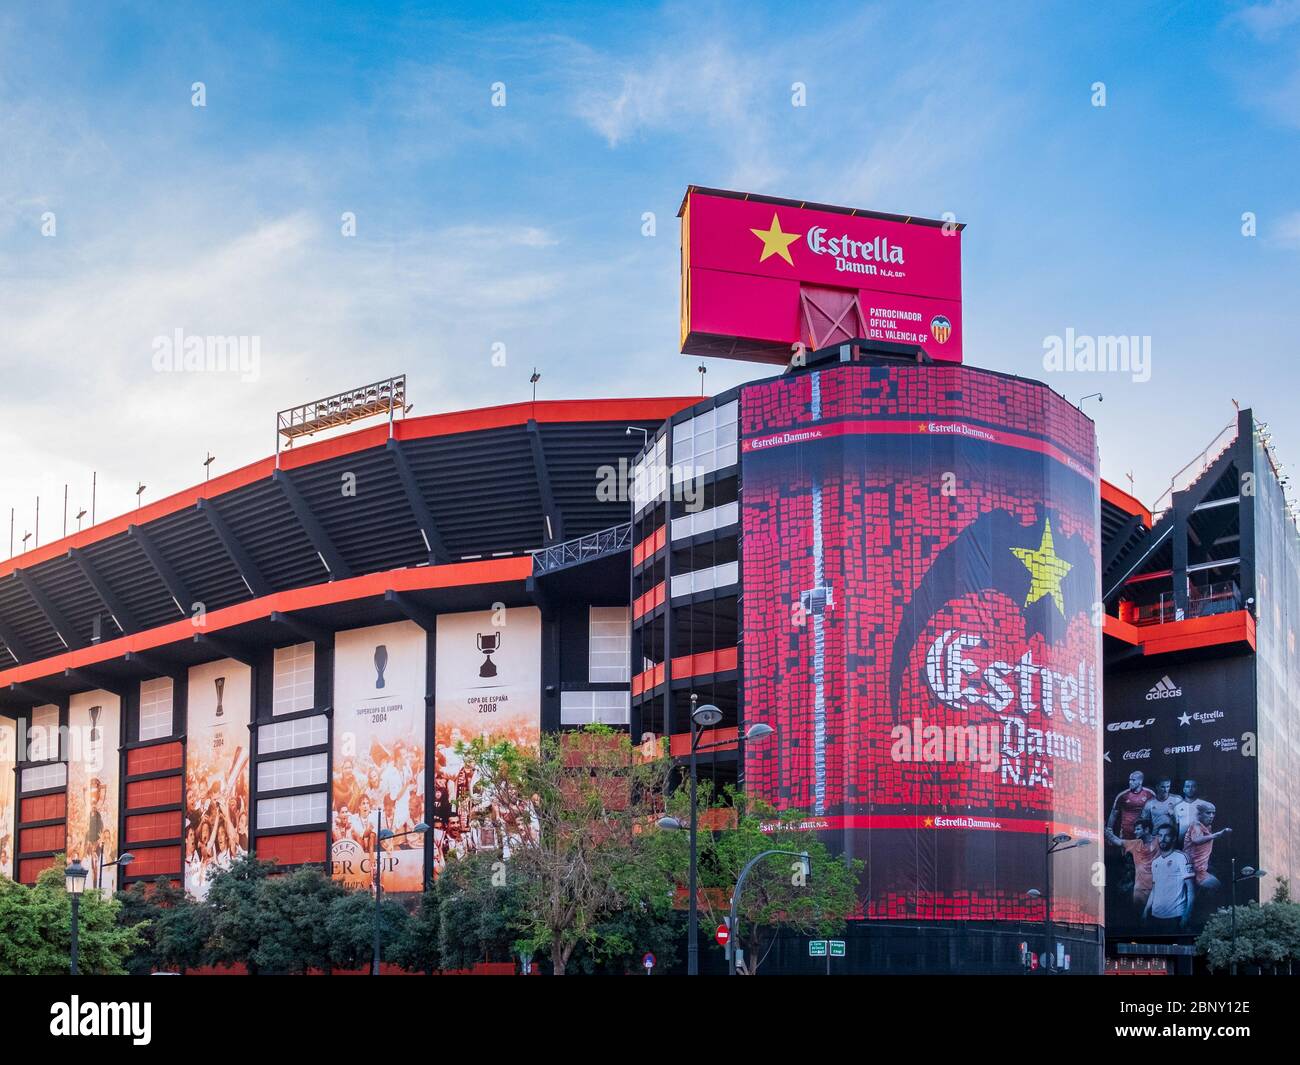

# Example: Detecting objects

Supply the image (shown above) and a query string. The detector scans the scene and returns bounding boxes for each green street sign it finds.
[829,940,846,957]
[809,940,828,957]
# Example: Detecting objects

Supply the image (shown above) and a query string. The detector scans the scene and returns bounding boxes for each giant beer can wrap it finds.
[741,363,1102,926]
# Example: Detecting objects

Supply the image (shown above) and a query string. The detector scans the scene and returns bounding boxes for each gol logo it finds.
[930,315,952,343]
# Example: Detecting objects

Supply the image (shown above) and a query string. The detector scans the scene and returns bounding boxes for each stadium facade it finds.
[0,189,1296,976]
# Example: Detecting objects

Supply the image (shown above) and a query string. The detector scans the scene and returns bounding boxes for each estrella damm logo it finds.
[930,315,952,344]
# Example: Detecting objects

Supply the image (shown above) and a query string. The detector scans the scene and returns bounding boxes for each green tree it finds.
[0,858,144,975]
[568,900,684,975]
[434,850,521,970]
[390,885,443,974]
[1196,897,1300,974]
[116,876,209,975]
[249,866,348,974]
[323,889,412,972]
[659,786,863,975]
[151,885,212,973]
[466,726,677,975]
[204,855,278,974]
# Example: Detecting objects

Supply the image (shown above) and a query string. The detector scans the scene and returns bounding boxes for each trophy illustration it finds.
[88,704,102,745]
[214,676,226,718]
[374,644,389,689]
[477,631,501,678]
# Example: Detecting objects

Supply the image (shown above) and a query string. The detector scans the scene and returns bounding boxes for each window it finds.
[560,690,631,726]
[257,752,328,793]
[589,607,630,683]
[258,715,328,755]
[670,560,739,598]
[632,434,668,513]
[139,677,174,740]
[272,642,315,716]
[28,704,60,761]
[672,400,738,483]
[671,500,740,541]
[256,792,327,830]
[22,762,67,792]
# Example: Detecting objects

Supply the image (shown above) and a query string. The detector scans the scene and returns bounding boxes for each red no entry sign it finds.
[716,925,730,946]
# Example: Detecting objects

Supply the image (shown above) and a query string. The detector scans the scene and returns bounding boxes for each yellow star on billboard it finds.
[750,213,800,265]
[1011,518,1073,615]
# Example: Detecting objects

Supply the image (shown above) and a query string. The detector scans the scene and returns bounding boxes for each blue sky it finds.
[1,0,1298,541]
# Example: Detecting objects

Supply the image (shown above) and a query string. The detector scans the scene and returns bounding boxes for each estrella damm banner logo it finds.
[889,507,1098,715]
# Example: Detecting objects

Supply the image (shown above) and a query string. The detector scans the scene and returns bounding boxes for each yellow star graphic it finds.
[750,212,801,265]
[1010,518,1073,615]
[923,817,934,828]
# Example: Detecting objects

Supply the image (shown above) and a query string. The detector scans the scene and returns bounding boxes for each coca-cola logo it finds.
[1122,748,1152,761]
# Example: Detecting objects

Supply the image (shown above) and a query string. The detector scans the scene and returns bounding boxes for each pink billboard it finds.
[679,187,963,364]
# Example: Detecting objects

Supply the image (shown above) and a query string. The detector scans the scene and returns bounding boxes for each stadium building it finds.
[1,188,1296,976]
[1099,407,1300,975]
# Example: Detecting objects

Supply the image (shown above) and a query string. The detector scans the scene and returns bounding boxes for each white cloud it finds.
[1231,0,1300,38]
[0,198,574,541]
[1272,209,1300,247]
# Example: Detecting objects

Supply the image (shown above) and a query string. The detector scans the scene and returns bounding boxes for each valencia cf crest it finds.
[889,508,1096,714]
[930,315,952,344]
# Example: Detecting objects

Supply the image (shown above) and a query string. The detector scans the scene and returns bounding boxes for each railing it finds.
[532,522,632,575]
[1129,580,1241,627]
[1150,422,1236,519]
[670,560,739,598]
[671,500,739,541]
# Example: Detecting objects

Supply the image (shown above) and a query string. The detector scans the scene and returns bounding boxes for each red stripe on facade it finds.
[1101,478,1152,528]
[20,823,66,852]
[127,776,183,810]
[257,831,328,867]
[19,856,55,883]
[126,846,182,878]
[127,742,184,776]
[0,397,697,579]
[20,793,65,822]
[0,556,531,688]
[126,811,183,844]
[758,814,1100,836]
[742,417,1095,479]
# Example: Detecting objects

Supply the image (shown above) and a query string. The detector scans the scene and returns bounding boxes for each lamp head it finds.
[691,703,723,728]
[65,860,89,896]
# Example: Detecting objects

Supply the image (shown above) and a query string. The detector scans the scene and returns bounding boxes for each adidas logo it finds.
[1145,675,1182,701]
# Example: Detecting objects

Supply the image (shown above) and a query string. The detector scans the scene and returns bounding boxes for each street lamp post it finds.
[65,859,89,975]
[1229,859,1266,976]
[728,849,810,975]
[96,845,135,892]
[1038,831,1091,973]
[657,696,774,975]
[372,810,429,976]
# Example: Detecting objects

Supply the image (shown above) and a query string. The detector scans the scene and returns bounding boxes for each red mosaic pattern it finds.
[742,364,1101,924]
[741,363,1097,470]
